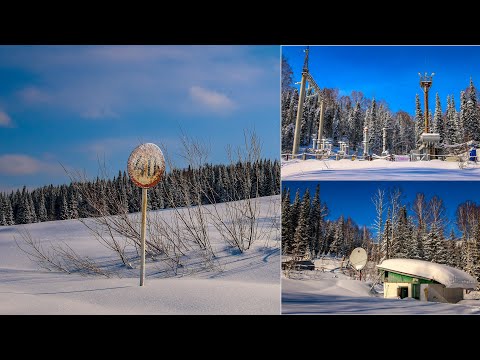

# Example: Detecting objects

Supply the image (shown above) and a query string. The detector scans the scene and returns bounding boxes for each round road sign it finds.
[127,143,165,188]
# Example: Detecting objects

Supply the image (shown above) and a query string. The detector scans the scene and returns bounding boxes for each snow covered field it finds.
[282,265,480,314]
[0,196,280,315]
[281,159,480,180]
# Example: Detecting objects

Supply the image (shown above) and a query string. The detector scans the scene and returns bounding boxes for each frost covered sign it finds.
[127,143,165,286]
[127,143,166,189]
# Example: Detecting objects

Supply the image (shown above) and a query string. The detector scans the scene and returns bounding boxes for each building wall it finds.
[384,282,411,298]
[419,284,464,303]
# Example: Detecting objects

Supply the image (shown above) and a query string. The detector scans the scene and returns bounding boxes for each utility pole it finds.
[292,47,309,156]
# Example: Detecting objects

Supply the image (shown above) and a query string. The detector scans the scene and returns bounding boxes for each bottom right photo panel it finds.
[281,181,480,314]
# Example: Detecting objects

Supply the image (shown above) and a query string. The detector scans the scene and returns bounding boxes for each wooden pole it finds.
[140,188,148,286]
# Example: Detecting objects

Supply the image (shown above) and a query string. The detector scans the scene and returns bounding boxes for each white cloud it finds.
[0,110,13,127]
[0,45,278,119]
[189,86,236,113]
[0,154,61,175]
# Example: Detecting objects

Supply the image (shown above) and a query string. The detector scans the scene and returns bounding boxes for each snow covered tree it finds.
[0,196,6,226]
[465,78,480,142]
[37,188,48,222]
[465,223,480,286]
[393,206,410,258]
[458,90,467,144]
[281,55,294,92]
[329,215,344,257]
[415,94,424,145]
[446,230,461,268]
[309,184,323,257]
[281,188,293,254]
[17,187,33,224]
[3,195,14,225]
[292,188,311,258]
[59,190,69,220]
[67,185,78,219]
[372,188,385,262]
[445,95,457,145]
[433,93,445,143]
[423,225,444,262]
[28,191,37,223]
[381,215,391,261]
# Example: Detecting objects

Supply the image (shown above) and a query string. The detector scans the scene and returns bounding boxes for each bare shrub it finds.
[204,130,265,253]
[14,227,111,277]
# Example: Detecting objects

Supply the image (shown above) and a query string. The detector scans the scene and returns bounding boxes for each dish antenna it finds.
[349,247,368,271]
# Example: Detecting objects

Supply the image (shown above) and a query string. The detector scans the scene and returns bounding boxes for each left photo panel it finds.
[0,45,281,314]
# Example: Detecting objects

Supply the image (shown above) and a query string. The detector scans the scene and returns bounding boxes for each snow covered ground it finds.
[0,196,280,314]
[282,265,480,314]
[281,159,480,180]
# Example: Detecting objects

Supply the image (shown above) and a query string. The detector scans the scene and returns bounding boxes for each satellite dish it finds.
[349,247,368,271]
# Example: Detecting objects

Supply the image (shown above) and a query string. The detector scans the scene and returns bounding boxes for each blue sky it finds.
[284,181,480,237]
[282,45,480,114]
[0,45,280,192]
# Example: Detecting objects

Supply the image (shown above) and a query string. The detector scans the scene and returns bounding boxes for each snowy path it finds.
[281,159,480,180]
[282,278,480,314]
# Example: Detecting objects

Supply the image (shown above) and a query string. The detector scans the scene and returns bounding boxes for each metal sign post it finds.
[127,143,165,286]
[140,188,148,286]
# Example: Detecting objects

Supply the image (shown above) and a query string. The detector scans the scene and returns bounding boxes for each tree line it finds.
[0,159,280,226]
[281,55,480,154]
[282,185,371,261]
[282,184,480,286]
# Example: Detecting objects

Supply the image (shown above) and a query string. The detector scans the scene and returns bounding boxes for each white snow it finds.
[281,158,480,180]
[0,196,280,314]
[282,257,480,314]
[282,272,480,315]
[377,258,478,289]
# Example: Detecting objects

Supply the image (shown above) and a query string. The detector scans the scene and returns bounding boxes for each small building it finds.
[377,259,477,303]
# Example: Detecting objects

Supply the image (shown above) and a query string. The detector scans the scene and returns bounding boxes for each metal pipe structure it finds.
[419,72,434,134]
[317,99,325,148]
[383,127,387,153]
[363,126,369,157]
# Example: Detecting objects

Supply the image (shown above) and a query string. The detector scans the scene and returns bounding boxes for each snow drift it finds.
[377,258,478,289]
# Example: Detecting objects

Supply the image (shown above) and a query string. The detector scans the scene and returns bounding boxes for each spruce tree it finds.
[4,195,14,225]
[465,78,480,142]
[17,187,32,224]
[423,225,444,263]
[415,94,424,145]
[67,185,78,219]
[37,188,48,222]
[459,90,467,143]
[381,215,391,261]
[290,189,301,233]
[0,195,6,226]
[59,190,69,220]
[292,189,311,258]
[309,184,325,258]
[445,95,457,145]
[433,93,445,144]
[329,215,344,257]
[281,188,293,254]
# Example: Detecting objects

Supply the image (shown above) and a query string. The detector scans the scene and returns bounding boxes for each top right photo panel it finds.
[281,45,480,181]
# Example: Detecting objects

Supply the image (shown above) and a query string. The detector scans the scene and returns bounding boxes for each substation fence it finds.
[282,152,480,163]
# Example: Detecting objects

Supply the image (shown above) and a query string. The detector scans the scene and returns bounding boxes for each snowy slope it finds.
[281,159,480,180]
[0,196,280,315]
[377,259,478,289]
